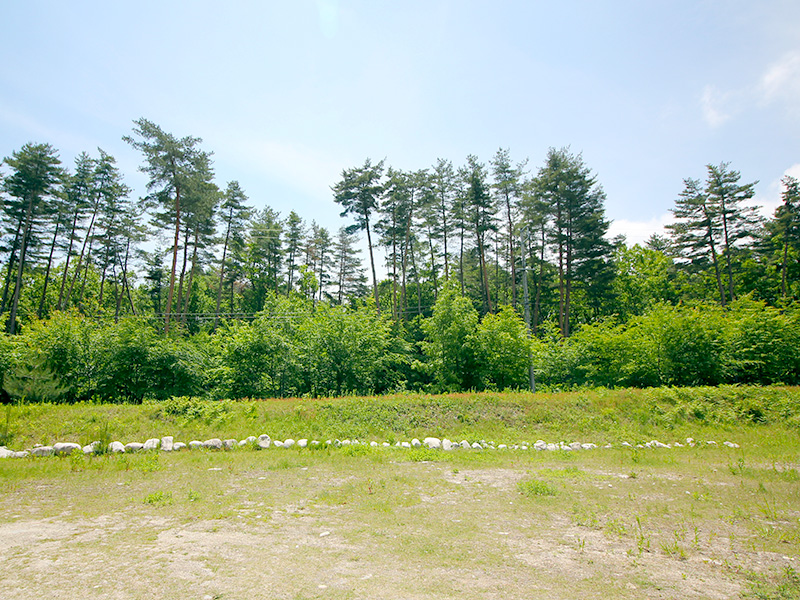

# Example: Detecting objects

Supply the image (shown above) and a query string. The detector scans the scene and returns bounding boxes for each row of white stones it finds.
[0,435,739,459]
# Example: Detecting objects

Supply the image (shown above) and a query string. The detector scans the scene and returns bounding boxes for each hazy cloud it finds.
[700,85,734,127]
[759,52,800,105]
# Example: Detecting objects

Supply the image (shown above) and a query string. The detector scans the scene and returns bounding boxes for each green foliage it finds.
[518,478,557,497]
[154,396,234,425]
[300,303,408,397]
[471,305,532,389]
[93,317,208,403]
[421,283,479,390]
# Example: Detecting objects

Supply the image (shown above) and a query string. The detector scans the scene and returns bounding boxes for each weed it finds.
[340,443,372,457]
[69,448,86,472]
[0,404,12,447]
[634,516,651,555]
[407,448,440,462]
[187,490,201,502]
[747,566,800,599]
[518,478,557,497]
[605,518,627,538]
[143,490,173,506]
[136,452,162,473]
[572,504,601,528]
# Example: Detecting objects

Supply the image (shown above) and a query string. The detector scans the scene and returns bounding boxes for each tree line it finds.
[1,119,800,400]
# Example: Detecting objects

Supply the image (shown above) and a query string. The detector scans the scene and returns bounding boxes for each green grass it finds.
[1,387,799,599]
[2,386,799,454]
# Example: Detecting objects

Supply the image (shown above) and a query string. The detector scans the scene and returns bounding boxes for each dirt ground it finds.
[1,455,798,599]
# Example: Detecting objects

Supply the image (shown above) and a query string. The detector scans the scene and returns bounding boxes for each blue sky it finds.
[2,0,799,248]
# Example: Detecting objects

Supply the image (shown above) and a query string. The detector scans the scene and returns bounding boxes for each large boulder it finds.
[54,442,82,456]
[424,437,442,450]
[161,436,174,452]
[257,434,271,449]
[125,442,144,453]
[110,441,126,453]
[143,438,161,451]
[202,438,223,450]
[31,446,54,457]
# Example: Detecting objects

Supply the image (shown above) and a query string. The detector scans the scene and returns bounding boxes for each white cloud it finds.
[608,213,672,246]
[749,163,800,219]
[701,85,734,127]
[700,51,800,127]
[758,52,800,105]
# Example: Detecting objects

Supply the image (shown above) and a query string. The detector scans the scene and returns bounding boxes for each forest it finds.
[1,118,799,402]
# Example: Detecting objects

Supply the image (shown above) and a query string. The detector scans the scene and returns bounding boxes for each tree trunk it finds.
[57,210,81,310]
[364,214,380,314]
[215,208,233,330]
[8,195,36,334]
[37,219,61,318]
[164,171,182,333]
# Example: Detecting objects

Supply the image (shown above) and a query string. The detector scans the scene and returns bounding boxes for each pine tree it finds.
[124,118,213,332]
[1,143,64,333]
[332,158,384,313]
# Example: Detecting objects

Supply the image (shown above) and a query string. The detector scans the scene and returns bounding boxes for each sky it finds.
[2,0,800,253]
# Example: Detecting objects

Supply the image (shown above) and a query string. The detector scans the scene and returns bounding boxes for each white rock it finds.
[498,444,508,450]
[223,439,237,450]
[370,441,378,447]
[673,442,683,447]
[723,441,740,448]
[110,441,126,453]
[382,442,390,447]
[0,448,14,458]
[32,446,54,457]
[173,442,187,451]
[82,441,101,455]
[569,442,582,451]
[582,443,597,450]
[125,442,144,453]
[546,443,558,451]
[298,439,308,448]
[188,440,203,450]
[274,440,284,448]
[521,445,528,450]
[460,440,470,449]
[411,438,422,448]
[143,438,160,451]
[621,441,632,447]
[311,440,321,446]
[534,440,547,450]
[257,434,271,449]
[442,439,453,451]
[340,439,350,446]
[161,436,174,452]
[604,443,613,449]
[686,438,695,446]
[471,442,483,450]
[706,440,717,446]
[423,437,441,449]
[203,438,223,450]
[401,441,411,449]
[651,440,670,449]
[283,439,295,449]
[54,442,82,456]
[13,451,28,458]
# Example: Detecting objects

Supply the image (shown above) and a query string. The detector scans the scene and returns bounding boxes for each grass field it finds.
[1,387,799,599]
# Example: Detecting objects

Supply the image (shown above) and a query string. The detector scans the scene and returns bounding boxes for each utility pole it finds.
[520,228,536,392]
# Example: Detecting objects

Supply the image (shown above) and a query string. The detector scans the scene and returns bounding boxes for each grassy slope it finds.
[1,385,799,457]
